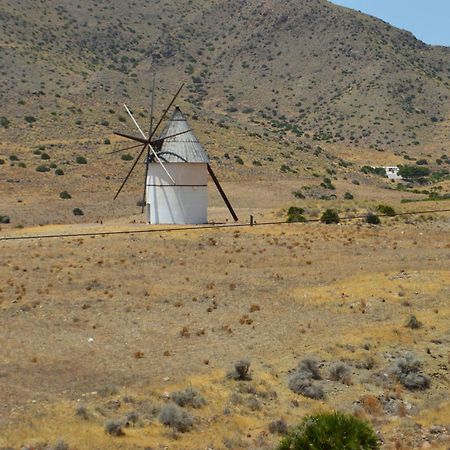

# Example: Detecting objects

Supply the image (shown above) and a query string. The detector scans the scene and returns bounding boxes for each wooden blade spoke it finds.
[113,144,148,200]
[113,132,147,144]
[124,104,147,140]
[104,143,143,156]
[148,74,156,138]
[150,129,192,145]
[149,83,184,141]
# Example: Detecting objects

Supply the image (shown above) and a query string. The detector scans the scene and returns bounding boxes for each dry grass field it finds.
[1,204,449,449]
[1,0,450,447]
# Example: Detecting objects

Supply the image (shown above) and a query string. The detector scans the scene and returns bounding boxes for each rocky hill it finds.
[1,0,449,153]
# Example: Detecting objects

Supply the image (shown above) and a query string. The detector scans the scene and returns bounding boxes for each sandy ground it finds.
[0,213,449,449]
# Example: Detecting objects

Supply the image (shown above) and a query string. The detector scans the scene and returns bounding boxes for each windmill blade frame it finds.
[123,103,176,185]
[113,143,148,200]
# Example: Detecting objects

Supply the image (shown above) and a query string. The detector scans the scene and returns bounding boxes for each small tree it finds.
[73,207,84,216]
[277,412,380,450]
[320,209,340,224]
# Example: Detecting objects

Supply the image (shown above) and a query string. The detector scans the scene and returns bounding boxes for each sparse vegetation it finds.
[406,315,423,329]
[59,191,71,199]
[288,358,324,399]
[269,418,288,435]
[158,403,194,432]
[171,388,206,408]
[1,116,10,128]
[329,362,352,384]
[391,352,430,391]
[72,208,84,216]
[75,156,87,164]
[287,206,306,223]
[320,209,340,224]
[75,404,89,420]
[227,360,251,381]
[365,213,381,225]
[105,419,125,436]
[377,204,395,216]
[36,165,50,172]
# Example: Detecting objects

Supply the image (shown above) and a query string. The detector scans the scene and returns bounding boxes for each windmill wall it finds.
[146,162,208,224]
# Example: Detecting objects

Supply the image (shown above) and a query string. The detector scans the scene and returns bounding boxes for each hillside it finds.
[1,0,450,153]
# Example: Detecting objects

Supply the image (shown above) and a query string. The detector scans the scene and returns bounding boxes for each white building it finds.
[146,107,209,224]
[382,166,402,180]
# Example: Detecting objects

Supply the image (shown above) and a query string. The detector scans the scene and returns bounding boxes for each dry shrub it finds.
[268,418,288,434]
[297,357,322,380]
[158,403,194,432]
[104,419,125,436]
[329,362,352,384]
[171,388,206,408]
[391,352,430,390]
[288,375,324,400]
[361,395,383,415]
[227,360,252,380]
[180,326,190,337]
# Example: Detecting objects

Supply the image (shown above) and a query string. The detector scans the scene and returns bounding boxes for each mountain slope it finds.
[0,0,449,153]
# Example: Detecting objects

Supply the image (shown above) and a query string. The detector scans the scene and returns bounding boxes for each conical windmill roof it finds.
[153,107,210,163]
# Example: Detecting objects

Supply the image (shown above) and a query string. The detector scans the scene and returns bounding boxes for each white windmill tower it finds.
[111,82,238,224]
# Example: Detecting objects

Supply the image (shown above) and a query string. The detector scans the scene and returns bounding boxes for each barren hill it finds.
[1,0,450,153]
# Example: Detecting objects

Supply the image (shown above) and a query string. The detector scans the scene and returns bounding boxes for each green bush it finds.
[365,213,381,225]
[76,156,87,164]
[25,116,36,123]
[55,169,64,176]
[377,204,395,216]
[104,138,111,145]
[0,116,10,128]
[0,215,11,224]
[344,192,354,200]
[320,209,340,224]
[361,166,386,177]
[41,153,50,160]
[60,191,71,199]
[277,412,379,450]
[36,165,50,172]
[292,190,305,199]
[398,165,430,179]
[121,153,134,161]
[73,208,84,216]
[287,207,306,223]
[320,177,335,190]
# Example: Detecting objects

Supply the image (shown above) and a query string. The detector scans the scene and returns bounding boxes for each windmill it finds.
[110,80,238,224]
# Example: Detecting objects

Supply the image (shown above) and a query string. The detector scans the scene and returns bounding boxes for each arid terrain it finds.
[1,198,450,449]
[1,0,450,449]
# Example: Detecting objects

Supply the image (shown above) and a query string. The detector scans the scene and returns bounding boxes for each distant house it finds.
[381,166,402,180]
